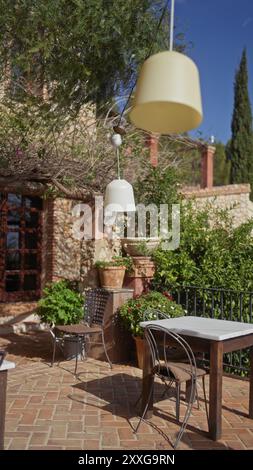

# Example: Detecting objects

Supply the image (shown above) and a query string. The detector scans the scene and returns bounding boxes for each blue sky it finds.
[175,0,253,144]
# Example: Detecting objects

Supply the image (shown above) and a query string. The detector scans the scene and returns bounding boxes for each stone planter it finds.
[98,266,126,289]
[134,336,145,369]
[121,237,160,257]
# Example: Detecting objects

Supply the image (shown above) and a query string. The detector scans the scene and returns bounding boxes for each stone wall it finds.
[51,198,82,282]
[51,197,120,287]
[182,184,253,227]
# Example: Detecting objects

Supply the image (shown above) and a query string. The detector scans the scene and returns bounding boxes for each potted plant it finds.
[121,237,160,257]
[118,290,185,368]
[37,280,84,359]
[95,256,132,289]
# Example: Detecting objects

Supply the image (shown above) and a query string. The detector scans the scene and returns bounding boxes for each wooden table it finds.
[0,360,15,450]
[140,316,253,441]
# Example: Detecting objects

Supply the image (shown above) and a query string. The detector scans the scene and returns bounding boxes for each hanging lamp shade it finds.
[129,51,203,134]
[104,179,136,213]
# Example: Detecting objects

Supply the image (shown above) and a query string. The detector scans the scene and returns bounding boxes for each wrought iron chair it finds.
[134,323,208,449]
[50,288,112,375]
[139,310,208,421]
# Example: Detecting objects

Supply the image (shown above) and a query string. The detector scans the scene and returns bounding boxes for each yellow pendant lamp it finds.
[129,0,203,134]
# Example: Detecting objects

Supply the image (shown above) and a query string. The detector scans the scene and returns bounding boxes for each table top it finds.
[140,316,253,341]
[0,360,16,372]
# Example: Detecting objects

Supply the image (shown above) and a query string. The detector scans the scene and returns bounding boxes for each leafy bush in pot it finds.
[118,291,185,338]
[37,280,84,326]
[95,256,133,271]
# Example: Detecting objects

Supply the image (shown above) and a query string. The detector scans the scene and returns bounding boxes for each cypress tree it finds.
[230,49,253,186]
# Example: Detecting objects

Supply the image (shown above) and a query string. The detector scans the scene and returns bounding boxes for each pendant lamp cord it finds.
[116,147,120,179]
[169,0,175,51]
[117,0,172,128]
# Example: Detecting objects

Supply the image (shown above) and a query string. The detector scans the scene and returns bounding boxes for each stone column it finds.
[201,145,215,189]
[124,257,156,296]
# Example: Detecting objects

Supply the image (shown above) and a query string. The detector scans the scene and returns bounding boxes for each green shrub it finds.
[95,256,133,271]
[153,202,253,293]
[37,280,84,326]
[118,291,185,338]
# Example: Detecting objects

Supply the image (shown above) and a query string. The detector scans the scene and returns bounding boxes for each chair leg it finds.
[133,393,141,409]
[161,379,174,400]
[176,383,181,422]
[134,381,154,434]
[202,375,209,424]
[74,335,79,376]
[174,378,196,449]
[51,335,57,367]
[196,383,200,409]
[101,331,112,369]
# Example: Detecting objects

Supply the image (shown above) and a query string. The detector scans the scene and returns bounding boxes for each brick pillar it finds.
[124,257,156,296]
[146,134,159,167]
[201,145,215,189]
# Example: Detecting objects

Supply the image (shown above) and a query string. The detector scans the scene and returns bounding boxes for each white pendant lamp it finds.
[105,178,136,212]
[129,0,203,134]
[104,134,136,214]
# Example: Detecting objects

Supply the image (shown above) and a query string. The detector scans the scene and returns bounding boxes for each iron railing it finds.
[169,285,253,375]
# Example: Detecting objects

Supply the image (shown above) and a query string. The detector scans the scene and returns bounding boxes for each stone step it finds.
[0,320,45,335]
[0,301,45,335]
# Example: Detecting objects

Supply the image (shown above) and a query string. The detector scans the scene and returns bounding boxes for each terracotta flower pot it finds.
[134,336,145,369]
[98,266,126,289]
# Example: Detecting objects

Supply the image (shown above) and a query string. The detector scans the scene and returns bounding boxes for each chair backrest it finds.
[84,288,110,326]
[143,323,197,392]
[143,309,170,321]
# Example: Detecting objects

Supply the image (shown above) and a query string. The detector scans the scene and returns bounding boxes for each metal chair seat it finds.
[55,324,102,335]
[157,361,207,383]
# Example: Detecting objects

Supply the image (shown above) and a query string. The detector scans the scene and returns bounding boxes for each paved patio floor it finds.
[1,331,253,450]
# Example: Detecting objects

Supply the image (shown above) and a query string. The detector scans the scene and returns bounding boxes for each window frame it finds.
[0,192,42,302]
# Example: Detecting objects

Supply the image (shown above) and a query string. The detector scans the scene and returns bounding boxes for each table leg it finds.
[209,341,223,440]
[141,339,154,419]
[0,370,7,450]
[249,346,253,418]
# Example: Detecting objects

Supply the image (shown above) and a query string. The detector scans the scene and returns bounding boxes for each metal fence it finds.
[169,285,253,375]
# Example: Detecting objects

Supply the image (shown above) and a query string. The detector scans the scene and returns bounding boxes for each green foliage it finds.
[133,163,180,237]
[37,280,84,326]
[214,141,231,186]
[0,1,185,110]
[134,164,179,208]
[95,256,133,271]
[153,203,253,376]
[229,49,253,191]
[153,202,253,293]
[118,291,185,337]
